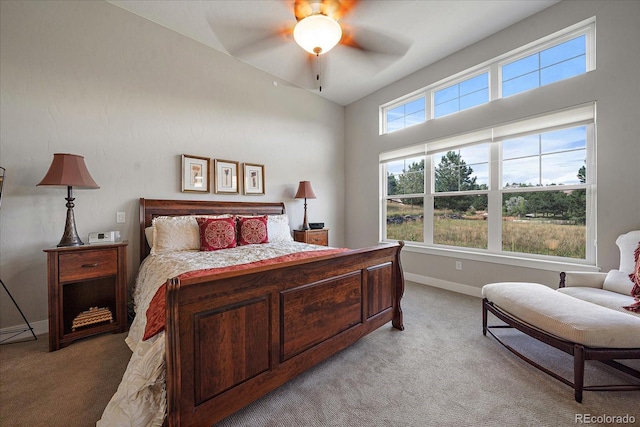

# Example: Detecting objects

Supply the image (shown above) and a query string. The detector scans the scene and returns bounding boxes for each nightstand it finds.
[44,241,128,351]
[293,229,329,246]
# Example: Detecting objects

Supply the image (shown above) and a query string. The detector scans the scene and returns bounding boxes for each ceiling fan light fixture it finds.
[293,14,342,55]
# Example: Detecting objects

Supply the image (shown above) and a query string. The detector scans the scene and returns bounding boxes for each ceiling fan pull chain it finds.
[316,53,322,92]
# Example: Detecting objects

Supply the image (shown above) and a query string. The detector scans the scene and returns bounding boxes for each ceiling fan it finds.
[292,0,350,55]
[207,0,410,91]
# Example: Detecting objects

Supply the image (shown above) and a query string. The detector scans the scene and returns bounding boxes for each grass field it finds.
[386,213,586,258]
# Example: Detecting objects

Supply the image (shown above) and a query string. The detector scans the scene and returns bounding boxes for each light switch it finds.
[116,212,125,223]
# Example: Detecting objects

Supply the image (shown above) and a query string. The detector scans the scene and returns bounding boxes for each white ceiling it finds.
[108,0,559,106]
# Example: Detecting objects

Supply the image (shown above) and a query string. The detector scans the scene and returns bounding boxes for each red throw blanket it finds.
[623,243,640,313]
[143,248,349,340]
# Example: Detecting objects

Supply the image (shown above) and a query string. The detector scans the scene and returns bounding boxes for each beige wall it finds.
[0,1,345,330]
[345,0,640,295]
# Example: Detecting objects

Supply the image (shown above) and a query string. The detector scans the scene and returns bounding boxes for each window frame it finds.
[380,93,427,134]
[498,22,595,98]
[380,104,597,268]
[431,69,491,119]
[379,17,595,135]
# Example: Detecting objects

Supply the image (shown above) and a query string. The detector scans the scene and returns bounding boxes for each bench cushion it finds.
[557,286,640,318]
[482,282,640,348]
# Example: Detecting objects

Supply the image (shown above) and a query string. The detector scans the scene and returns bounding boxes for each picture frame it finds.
[214,159,240,194]
[243,163,265,195]
[181,154,210,193]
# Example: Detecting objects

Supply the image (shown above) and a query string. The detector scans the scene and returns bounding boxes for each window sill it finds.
[385,240,600,272]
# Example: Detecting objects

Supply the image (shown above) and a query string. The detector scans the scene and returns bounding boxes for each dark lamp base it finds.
[57,204,84,247]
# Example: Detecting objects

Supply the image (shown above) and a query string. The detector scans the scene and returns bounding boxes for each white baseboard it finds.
[404,272,483,298]
[0,319,47,343]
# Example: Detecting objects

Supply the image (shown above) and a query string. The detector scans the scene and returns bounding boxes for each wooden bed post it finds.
[165,277,181,427]
[392,241,405,331]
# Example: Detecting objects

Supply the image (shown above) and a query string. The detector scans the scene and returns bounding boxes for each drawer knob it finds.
[82,263,99,268]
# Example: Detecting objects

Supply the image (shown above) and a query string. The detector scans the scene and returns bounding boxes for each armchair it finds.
[559,230,640,316]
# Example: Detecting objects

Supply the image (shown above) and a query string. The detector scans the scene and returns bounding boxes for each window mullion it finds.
[424,155,434,245]
[487,142,502,252]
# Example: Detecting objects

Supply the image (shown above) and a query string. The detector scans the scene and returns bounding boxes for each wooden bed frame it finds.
[139,198,405,426]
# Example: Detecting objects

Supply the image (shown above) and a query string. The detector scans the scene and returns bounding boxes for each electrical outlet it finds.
[116,212,125,223]
[455,261,463,271]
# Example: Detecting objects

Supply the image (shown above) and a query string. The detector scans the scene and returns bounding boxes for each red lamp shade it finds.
[37,153,100,188]
[294,181,316,200]
[38,153,99,246]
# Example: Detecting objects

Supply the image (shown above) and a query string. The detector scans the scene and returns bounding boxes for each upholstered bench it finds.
[482,282,640,402]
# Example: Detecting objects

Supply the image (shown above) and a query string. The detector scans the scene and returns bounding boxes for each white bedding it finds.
[98,241,332,427]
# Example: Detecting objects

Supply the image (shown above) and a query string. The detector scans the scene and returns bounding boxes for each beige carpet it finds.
[1,282,638,426]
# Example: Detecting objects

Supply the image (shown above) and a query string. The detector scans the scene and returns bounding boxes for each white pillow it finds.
[267,214,293,243]
[145,226,154,248]
[602,269,634,295]
[616,230,640,273]
[150,215,230,255]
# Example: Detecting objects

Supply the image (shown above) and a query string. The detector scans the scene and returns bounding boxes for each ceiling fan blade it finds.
[205,1,297,59]
[340,25,412,58]
[207,16,294,59]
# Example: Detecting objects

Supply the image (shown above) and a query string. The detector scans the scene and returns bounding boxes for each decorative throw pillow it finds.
[623,242,640,313]
[196,217,237,251]
[144,226,154,248]
[151,215,231,254]
[151,216,200,254]
[237,215,269,245]
[267,214,293,242]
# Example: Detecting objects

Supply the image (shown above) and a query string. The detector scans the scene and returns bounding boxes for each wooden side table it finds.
[293,229,329,246]
[44,241,128,351]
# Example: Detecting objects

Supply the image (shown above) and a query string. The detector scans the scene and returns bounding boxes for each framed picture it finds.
[243,163,265,195]
[181,154,210,193]
[214,159,240,194]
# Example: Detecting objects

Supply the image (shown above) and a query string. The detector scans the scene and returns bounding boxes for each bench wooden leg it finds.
[574,344,585,403]
[482,298,488,336]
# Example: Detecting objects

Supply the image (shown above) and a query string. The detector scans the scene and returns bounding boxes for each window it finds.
[381,104,595,263]
[433,72,489,118]
[500,125,588,258]
[380,18,594,134]
[502,35,587,97]
[383,96,426,133]
[386,156,425,242]
[432,144,490,248]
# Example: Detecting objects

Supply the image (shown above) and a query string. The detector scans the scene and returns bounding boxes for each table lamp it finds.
[294,181,316,230]
[37,153,99,246]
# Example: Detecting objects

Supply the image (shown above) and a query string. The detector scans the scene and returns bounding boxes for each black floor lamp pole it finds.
[0,279,37,343]
[0,166,37,344]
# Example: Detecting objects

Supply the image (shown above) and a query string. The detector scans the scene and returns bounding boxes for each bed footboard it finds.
[165,242,404,426]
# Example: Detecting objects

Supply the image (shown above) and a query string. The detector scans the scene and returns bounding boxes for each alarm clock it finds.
[88,231,120,244]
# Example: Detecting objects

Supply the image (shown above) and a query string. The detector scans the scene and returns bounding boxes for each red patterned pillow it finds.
[237,215,269,245]
[623,243,640,313]
[196,217,237,251]
[629,243,640,293]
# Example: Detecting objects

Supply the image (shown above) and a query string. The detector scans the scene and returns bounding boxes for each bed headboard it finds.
[139,198,286,263]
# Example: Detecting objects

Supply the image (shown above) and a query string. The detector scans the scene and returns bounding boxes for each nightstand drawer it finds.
[58,249,118,283]
[294,229,329,246]
[307,232,328,246]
